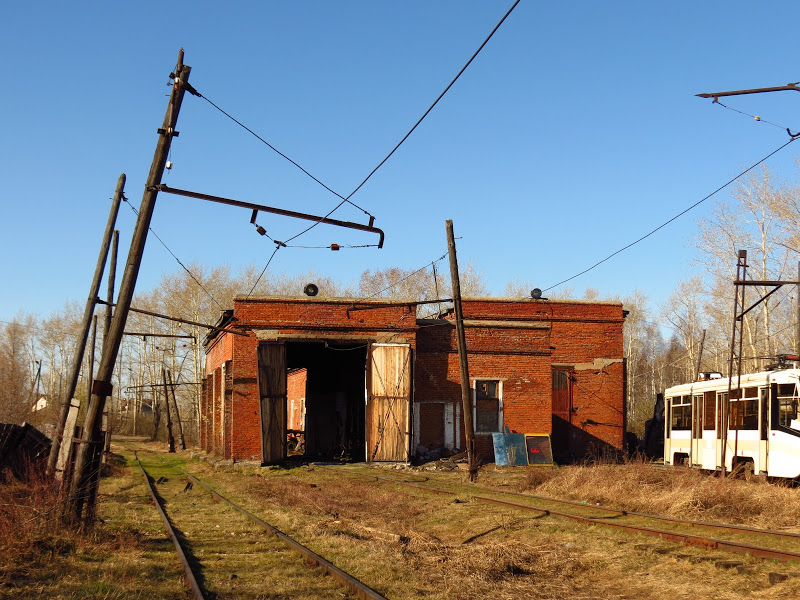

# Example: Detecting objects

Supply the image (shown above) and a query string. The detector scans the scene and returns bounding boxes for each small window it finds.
[730,399,758,430]
[670,395,691,431]
[474,380,501,433]
[777,383,799,428]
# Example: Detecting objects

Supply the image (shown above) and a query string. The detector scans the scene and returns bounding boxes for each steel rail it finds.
[320,466,800,563]
[134,452,204,600]
[469,482,800,542]
[158,459,389,600]
[325,465,800,541]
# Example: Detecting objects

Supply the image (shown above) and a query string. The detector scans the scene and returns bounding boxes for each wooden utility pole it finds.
[162,368,175,453]
[796,263,800,364]
[693,329,706,381]
[46,173,125,479]
[68,50,192,526]
[87,316,98,408]
[102,230,119,459]
[105,230,119,343]
[167,369,186,450]
[446,220,476,481]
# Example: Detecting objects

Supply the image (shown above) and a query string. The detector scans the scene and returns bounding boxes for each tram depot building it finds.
[200,296,627,465]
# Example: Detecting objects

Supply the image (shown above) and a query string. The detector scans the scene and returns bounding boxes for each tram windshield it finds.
[776,383,800,429]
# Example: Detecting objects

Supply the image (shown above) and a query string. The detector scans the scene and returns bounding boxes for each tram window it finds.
[703,391,716,430]
[744,387,758,398]
[671,395,691,431]
[730,399,758,430]
[760,388,769,440]
[777,384,799,428]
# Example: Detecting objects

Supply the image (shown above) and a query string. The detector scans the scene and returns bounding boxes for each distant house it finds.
[30,396,48,413]
[201,296,626,464]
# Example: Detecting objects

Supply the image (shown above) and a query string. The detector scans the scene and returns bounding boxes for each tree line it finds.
[2,163,799,441]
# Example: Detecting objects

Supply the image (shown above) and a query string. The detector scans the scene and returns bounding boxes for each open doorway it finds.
[286,341,368,460]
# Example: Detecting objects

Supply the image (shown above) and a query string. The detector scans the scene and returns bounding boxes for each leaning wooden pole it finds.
[446,220,477,481]
[167,369,186,450]
[68,50,192,526]
[46,174,125,479]
[162,368,176,453]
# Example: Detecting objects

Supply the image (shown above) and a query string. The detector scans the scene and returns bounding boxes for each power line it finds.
[344,0,522,203]
[192,1,521,248]
[357,253,448,302]
[198,93,373,218]
[544,136,798,292]
[122,195,224,311]
[246,245,281,298]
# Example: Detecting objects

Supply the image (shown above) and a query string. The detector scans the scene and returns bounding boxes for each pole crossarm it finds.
[736,285,783,321]
[123,332,196,339]
[152,184,385,248]
[124,382,200,392]
[96,299,248,337]
[733,280,799,286]
[732,278,800,321]
[697,84,800,98]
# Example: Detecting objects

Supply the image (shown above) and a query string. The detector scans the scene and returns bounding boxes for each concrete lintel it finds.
[252,329,409,345]
[464,319,550,329]
[571,358,624,371]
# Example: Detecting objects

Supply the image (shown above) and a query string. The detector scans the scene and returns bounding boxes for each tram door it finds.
[758,387,769,474]
[715,392,725,470]
[691,394,703,466]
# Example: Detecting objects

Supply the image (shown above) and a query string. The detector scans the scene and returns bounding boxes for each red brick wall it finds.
[231,331,262,462]
[415,317,553,462]
[223,361,233,460]
[546,300,626,450]
[206,331,234,375]
[226,297,418,463]
[200,376,208,451]
[201,296,625,463]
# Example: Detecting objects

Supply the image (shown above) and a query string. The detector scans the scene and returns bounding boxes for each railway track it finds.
[318,464,800,564]
[133,452,387,599]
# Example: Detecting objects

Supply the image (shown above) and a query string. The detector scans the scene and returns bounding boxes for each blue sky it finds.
[2,1,800,321]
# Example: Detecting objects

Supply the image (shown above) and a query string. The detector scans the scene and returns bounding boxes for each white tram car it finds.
[664,368,800,478]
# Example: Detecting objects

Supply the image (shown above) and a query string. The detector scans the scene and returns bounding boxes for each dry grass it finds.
[8,445,800,599]
[0,452,187,599]
[518,458,800,529]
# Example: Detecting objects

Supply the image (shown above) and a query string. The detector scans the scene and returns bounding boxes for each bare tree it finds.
[0,315,37,423]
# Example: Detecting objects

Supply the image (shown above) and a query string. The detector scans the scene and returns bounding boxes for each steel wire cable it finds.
[543,137,798,292]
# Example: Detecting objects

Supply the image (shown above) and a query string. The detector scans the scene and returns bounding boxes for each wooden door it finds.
[551,367,573,457]
[258,342,287,464]
[366,343,411,462]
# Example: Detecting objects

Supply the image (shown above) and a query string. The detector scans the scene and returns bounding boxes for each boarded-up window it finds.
[418,403,445,449]
[475,380,501,433]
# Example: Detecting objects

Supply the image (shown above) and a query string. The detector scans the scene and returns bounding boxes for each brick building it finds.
[201,296,626,464]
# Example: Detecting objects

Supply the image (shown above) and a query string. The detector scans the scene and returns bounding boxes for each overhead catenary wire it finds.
[246,245,281,298]
[713,100,788,132]
[543,136,797,292]
[355,252,448,302]
[197,93,373,218]
[284,0,522,246]
[190,0,521,248]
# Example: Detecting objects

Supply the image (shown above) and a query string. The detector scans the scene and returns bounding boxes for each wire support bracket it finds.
[150,184,384,248]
